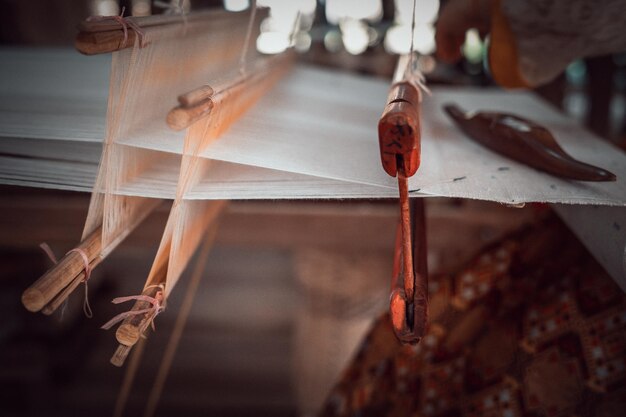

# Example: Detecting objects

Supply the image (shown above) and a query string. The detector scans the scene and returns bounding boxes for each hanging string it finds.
[288,11,302,48]
[404,0,431,101]
[409,0,417,69]
[39,243,93,319]
[143,227,217,417]
[239,0,258,76]
[67,248,94,318]
[153,0,188,32]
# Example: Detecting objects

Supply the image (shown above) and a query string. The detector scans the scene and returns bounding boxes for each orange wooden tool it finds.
[378,56,428,344]
[378,81,421,178]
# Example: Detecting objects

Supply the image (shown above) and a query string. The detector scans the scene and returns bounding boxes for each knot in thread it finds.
[86,7,146,48]
[39,243,93,318]
[100,284,166,333]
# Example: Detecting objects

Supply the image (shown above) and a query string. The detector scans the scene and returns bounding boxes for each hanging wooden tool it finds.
[378,54,428,344]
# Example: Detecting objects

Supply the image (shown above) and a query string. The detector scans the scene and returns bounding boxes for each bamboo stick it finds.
[77,9,245,33]
[178,85,214,108]
[166,53,294,131]
[114,259,168,347]
[22,228,102,312]
[166,99,214,131]
[75,8,267,55]
[110,343,133,368]
[115,284,164,346]
[41,257,101,315]
[75,30,140,55]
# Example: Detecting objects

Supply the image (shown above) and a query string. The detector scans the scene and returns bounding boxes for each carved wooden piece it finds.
[444,104,616,182]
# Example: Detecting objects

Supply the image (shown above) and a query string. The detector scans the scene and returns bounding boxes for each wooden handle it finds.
[166,99,214,131]
[75,30,139,55]
[41,257,101,315]
[178,85,214,108]
[115,283,164,346]
[378,82,421,177]
[22,228,102,312]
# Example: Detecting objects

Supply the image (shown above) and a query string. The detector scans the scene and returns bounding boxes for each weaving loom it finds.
[1,3,626,376]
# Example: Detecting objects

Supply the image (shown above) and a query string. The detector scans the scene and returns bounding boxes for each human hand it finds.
[435,0,492,63]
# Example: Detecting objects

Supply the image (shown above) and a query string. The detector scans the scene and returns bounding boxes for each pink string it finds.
[86,7,146,48]
[39,242,58,264]
[101,290,165,333]
[67,248,93,318]
[39,243,93,318]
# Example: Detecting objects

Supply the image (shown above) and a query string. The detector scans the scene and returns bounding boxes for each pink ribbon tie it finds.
[101,291,165,332]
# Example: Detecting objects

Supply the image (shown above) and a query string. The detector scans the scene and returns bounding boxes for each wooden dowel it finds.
[77,9,249,33]
[115,278,165,346]
[22,228,102,313]
[178,85,214,108]
[110,344,133,367]
[40,257,101,316]
[75,8,267,55]
[166,99,214,131]
[166,52,294,131]
[115,285,162,346]
[75,30,140,55]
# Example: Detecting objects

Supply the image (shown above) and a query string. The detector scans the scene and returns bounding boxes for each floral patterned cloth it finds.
[320,217,626,417]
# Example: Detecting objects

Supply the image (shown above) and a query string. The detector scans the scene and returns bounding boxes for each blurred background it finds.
[0,1,624,416]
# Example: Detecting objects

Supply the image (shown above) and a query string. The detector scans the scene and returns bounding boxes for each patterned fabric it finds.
[320,218,626,417]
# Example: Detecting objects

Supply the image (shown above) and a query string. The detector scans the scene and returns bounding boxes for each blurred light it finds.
[564,92,588,121]
[413,25,436,54]
[293,31,312,52]
[418,55,436,74]
[256,0,317,53]
[257,31,290,54]
[384,24,435,55]
[132,0,151,16]
[340,19,369,55]
[394,0,439,25]
[566,60,587,87]
[367,27,380,46]
[462,28,483,64]
[224,0,249,12]
[326,0,383,24]
[299,0,317,15]
[92,0,120,16]
[324,29,343,53]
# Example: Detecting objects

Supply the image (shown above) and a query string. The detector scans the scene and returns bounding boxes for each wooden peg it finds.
[41,257,101,315]
[110,344,132,367]
[22,228,102,312]
[166,99,214,131]
[75,30,140,55]
[115,283,164,347]
[177,85,214,108]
